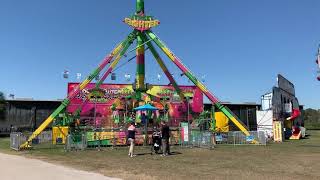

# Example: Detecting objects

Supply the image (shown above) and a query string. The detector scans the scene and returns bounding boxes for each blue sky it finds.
[0,0,319,109]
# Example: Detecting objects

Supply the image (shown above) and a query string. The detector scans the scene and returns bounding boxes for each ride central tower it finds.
[124,0,160,91]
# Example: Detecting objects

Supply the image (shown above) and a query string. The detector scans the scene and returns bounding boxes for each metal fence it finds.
[10,129,266,151]
[180,128,214,149]
[65,133,87,151]
[86,128,137,148]
[215,131,267,145]
[191,130,214,149]
[10,131,53,151]
[33,131,52,144]
[10,132,27,150]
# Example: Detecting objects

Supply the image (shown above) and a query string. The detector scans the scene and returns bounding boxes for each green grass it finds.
[305,123,320,130]
[1,131,320,180]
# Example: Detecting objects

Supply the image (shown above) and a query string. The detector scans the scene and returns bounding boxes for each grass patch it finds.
[305,123,320,130]
[1,131,320,180]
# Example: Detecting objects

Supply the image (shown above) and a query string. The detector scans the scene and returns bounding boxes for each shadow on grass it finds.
[135,151,182,156]
[299,144,320,148]
[168,151,182,156]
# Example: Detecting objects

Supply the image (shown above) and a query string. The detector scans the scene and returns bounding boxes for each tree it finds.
[303,108,320,129]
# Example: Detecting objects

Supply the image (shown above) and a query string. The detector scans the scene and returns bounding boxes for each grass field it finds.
[1,131,320,180]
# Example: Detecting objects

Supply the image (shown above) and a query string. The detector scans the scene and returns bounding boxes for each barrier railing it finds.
[65,133,87,151]
[191,130,214,149]
[11,129,265,151]
[215,131,267,145]
[10,132,26,150]
[10,131,53,150]
[35,131,52,144]
[180,128,214,149]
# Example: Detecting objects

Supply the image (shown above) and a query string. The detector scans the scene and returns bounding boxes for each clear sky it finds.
[0,0,319,109]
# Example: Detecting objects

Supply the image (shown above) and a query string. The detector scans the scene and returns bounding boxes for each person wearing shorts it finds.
[127,122,136,157]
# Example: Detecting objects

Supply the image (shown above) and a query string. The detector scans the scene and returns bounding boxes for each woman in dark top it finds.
[127,122,136,157]
[161,121,170,156]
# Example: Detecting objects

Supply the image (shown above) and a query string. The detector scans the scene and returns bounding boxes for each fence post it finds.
[112,128,115,150]
[233,132,235,146]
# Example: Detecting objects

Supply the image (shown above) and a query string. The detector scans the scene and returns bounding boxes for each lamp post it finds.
[187,98,190,146]
[94,95,97,129]
[186,96,193,146]
[125,98,128,120]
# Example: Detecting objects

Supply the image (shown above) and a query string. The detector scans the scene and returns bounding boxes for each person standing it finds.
[161,121,170,156]
[127,122,136,157]
[141,113,147,125]
[141,113,148,145]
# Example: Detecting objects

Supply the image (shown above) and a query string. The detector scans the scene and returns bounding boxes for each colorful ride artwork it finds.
[19,0,257,149]
[67,83,203,128]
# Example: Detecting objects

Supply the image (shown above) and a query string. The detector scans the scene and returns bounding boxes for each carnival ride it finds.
[19,0,257,149]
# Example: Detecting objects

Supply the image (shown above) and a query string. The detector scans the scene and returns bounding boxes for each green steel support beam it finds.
[136,0,144,14]
[96,32,136,88]
[146,31,257,143]
[19,36,132,149]
[141,33,185,101]
[136,32,145,90]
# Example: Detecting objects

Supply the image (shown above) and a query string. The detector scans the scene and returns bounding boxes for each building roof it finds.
[6,99,262,106]
[204,102,261,106]
[6,98,62,102]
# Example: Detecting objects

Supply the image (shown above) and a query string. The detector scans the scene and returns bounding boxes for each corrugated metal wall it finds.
[1,100,260,135]
[0,100,60,135]
[227,105,258,131]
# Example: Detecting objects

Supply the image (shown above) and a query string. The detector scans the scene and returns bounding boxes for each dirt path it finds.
[0,153,120,180]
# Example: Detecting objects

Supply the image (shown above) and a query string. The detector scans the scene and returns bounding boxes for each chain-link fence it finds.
[215,131,267,145]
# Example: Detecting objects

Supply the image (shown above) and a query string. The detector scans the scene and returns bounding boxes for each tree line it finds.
[303,108,320,129]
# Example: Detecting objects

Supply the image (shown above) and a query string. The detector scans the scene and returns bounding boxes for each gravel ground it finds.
[0,153,120,180]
